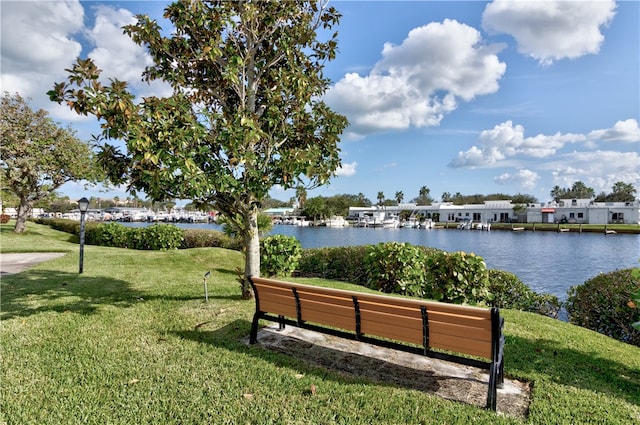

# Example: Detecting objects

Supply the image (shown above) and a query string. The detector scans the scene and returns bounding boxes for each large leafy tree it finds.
[49,0,348,298]
[0,93,94,233]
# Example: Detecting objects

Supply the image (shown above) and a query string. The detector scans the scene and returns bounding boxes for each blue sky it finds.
[2,1,638,205]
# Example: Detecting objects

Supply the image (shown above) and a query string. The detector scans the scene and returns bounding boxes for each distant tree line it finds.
[551,181,636,203]
[5,181,636,222]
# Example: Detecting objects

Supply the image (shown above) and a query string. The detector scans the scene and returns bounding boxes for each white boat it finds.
[325,216,348,227]
[420,219,434,229]
[401,217,419,228]
[382,215,400,228]
[477,222,491,231]
[457,220,472,230]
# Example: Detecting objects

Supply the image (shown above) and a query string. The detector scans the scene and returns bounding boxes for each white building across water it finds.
[348,199,640,225]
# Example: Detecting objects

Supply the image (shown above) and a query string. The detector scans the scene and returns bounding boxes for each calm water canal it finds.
[272,226,639,299]
[130,222,640,300]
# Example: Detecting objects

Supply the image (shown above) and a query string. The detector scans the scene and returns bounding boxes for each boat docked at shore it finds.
[324,215,348,227]
[382,215,400,228]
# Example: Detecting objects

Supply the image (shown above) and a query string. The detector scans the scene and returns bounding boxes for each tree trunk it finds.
[242,207,260,300]
[13,200,30,233]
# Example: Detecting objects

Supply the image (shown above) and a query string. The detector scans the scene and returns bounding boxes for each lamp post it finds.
[78,197,90,274]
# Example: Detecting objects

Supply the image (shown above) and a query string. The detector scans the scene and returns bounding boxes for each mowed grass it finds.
[1,222,639,424]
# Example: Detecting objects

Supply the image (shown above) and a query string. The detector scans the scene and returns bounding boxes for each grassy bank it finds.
[1,223,639,424]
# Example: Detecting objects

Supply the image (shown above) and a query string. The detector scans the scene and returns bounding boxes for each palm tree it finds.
[395,191,404,204]
[295,185,307,209]
[377,191,385,206]
[550,185,565,203]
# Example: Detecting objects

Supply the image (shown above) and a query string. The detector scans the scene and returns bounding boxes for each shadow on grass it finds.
[214,267,238,276]
[174,320,536,416]
[176,319,447,393]
[507,335,640,406]
[0,269,142,319]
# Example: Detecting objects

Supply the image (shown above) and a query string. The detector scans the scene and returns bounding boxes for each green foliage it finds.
[424,251,491,304]
[259,235,302,277]
[49,2,349,293]
[365,242,428,296]
[0,93,95,233]
[298,246,369,284]
[137,224,184,251]
[218,213,273,239]
[487,269,561,318]
[181,228,241,250]
[45,218,83,235]
[85,222,183,251]
[566,268,640,346]
[92,222,131,248]
[632,266,640,331]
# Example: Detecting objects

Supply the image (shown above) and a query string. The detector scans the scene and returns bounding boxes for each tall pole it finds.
[78,197,89,274]
[79,210,86,274]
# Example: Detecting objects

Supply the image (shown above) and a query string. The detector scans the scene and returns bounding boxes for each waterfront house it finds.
[348,199,640,225]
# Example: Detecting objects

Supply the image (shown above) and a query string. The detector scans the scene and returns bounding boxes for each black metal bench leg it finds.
[249,313,260,344]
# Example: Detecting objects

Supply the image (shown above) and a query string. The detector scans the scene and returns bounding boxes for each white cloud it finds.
[547,150,640,193]
[494,169,540,189]
[0,0,84,112]
[325,19,506,137]
[450,120,586,167]
[336,161,358,177]
[85,6,151,83]
[587,119,640,143]
[483,0,616,66]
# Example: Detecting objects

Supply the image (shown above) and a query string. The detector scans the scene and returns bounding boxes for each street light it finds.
[78,197,90,274]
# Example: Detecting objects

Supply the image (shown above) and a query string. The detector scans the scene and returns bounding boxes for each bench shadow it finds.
[175,320,525,413]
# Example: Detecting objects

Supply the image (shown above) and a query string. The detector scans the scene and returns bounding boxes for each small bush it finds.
[260,235,302,277]
[138,224,184,250]
[488,269,561,318]
[365,242,428,296]
[424,251,490,304]
[566,268,640,346]
[92,222,131,248]
[298,246,368,283]
[181,228,242,250]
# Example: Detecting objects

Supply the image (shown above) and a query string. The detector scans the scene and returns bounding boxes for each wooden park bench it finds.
[248,276,505,411]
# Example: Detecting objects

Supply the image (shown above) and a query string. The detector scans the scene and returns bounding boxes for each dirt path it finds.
[0,253,66,275]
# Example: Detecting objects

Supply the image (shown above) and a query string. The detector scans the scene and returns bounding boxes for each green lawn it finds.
[1,222,639,424]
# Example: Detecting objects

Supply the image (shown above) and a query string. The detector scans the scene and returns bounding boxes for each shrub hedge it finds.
[298,246,369,284]
[181,228,242,250]
[259,235,302,277]
[566,268,640,346]
[487,269,561,318]
[365,242,429,296]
